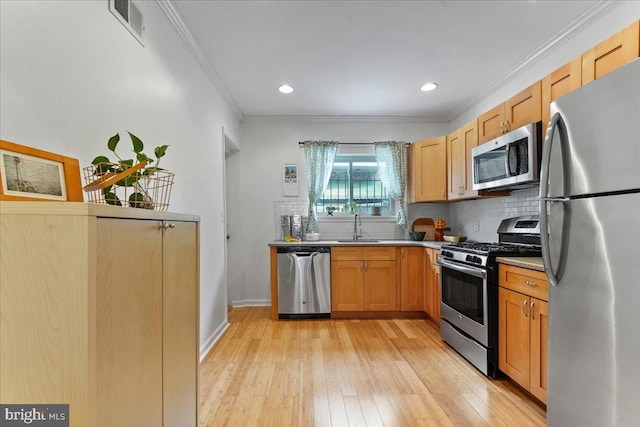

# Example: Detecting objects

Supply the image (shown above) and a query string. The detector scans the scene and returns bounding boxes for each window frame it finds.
[315,153,396,218]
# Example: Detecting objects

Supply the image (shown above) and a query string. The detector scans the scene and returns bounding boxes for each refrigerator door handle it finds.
[540,197,570,202]
[539,111,568,287]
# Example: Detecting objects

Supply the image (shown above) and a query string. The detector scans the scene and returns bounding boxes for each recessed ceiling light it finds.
[278,84,294,94]
[420,82,438,92]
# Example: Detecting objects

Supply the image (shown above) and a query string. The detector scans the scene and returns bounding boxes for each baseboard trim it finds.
[230,299,271,307]
[199,320,230,362]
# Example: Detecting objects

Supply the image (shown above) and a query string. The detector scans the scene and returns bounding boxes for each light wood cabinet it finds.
[541,56,582,133]
[433,259,441,323]
[331,260,365,311]
[582,20,639,85]
[477,103,506,144]
[529,296,548,403]
[423,248,441,324]
[364,260,398,311]
[409,136,447,202]
[447,128,463,200]
[498,264,548,404]
[504,80,542,133]
[96,218,164,425]
[447,120,480,200]
[399,247,424,311]
[331,246,397,312]
[406,143,416,203]
[478,81,542,144]
[0,202,200,426]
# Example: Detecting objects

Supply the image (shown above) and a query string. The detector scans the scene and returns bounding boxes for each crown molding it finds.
[450,1,622,121]
[157,0,244,120]
[241,114,448,124]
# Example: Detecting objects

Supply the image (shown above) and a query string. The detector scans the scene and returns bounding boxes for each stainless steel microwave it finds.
[472,121,542,191]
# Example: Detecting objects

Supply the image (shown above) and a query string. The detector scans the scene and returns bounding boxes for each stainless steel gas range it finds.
[438,216,541,377]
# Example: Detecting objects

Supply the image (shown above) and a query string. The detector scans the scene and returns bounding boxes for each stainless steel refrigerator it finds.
[540,58,640,426]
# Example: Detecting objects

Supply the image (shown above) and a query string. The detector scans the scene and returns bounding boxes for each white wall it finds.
[231,117,448,305]
[0,1,239,355]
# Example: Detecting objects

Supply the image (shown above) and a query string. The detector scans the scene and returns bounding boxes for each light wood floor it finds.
[199,307,546,426]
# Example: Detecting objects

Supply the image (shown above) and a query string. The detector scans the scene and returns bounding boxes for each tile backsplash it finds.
[447,188,540,242]
[274,201,403,240]
[274,187,540,242]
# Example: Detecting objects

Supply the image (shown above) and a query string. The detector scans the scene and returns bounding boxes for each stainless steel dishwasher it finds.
[277,246,331,319]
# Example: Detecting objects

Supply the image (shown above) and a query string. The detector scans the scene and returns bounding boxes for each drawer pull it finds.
[524,280,538,286]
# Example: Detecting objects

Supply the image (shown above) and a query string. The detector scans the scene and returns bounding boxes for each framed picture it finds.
[282,164,299,197]
[0,140,83,202]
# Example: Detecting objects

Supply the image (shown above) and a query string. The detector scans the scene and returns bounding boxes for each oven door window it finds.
[441,266,484,325]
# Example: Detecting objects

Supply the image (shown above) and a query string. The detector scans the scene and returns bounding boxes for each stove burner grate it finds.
[448,241,540,255]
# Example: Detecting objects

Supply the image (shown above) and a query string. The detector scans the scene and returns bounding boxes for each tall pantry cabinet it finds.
[0,202,200,427]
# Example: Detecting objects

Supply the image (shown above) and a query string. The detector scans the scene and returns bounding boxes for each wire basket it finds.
[82,162,174,212]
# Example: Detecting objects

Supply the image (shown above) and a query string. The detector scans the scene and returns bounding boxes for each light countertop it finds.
[496,256,545,272]
[269,239,449,249]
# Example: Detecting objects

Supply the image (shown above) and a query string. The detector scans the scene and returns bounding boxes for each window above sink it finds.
[315,153,395,217]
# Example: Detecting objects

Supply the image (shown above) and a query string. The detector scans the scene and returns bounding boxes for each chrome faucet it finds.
[353,213,362,240]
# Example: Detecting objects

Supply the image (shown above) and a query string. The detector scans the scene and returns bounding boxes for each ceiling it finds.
[170,0,605,120]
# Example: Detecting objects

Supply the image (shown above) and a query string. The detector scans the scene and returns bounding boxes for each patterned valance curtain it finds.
[374,141,408,228]
[303,140,339,232]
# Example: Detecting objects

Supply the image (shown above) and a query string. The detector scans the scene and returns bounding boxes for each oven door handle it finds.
[438,258,487,279]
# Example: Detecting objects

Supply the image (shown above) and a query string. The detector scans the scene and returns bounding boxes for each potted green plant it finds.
[343,201,357,214]
[87,132,171,210]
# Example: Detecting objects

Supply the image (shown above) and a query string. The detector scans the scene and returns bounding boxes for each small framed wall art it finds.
[0,139,83,202]
[282,164,299,197]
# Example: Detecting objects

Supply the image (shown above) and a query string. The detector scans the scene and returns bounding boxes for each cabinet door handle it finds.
[442,188,445,197]
[157,222,176,230]
[530,301,535,319]
[522,299,529,317]
[401,248,405,257]
[500,121,504,134]
[360,263,363,272]
[505,120,510,132]
[524,280,538,286]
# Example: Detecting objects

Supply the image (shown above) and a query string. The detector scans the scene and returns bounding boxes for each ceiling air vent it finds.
[109,0,144,46]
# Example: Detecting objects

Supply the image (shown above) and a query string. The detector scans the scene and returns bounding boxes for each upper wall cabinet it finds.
[478,81,542,144]
[541,56,582,133]
[447,120,479,200]
[582,20,639,85]
[409,136,447,202]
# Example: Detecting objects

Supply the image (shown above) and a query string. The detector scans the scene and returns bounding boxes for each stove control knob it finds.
[473,256,482,264]
[465,255,473,262]
[442,250,452,258]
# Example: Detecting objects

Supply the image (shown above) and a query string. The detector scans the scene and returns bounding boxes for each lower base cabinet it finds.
[331,247,397,311]
[399,247,424,311]
[0,203,200,426]
[498,264,549,404]
[424,248,441,324]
